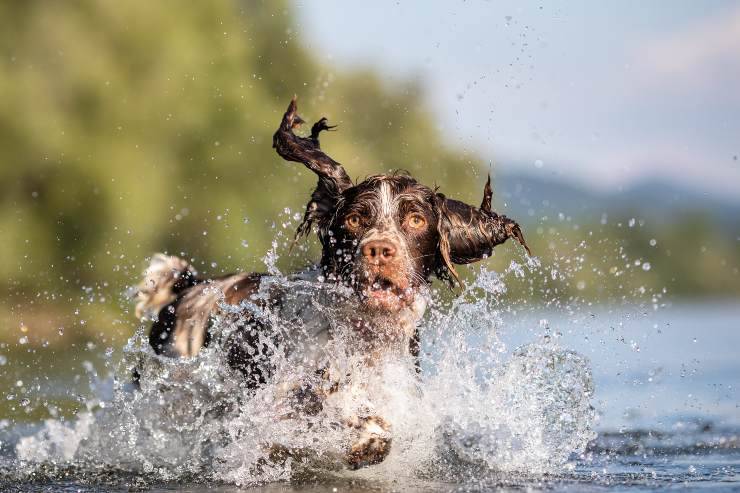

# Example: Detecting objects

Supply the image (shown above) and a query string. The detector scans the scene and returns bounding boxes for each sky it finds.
[293,1,740,202]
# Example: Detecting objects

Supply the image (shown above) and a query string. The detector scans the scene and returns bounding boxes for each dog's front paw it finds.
[345,415,391,469]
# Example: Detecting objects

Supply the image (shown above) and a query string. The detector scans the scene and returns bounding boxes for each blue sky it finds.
[293,1,740,201]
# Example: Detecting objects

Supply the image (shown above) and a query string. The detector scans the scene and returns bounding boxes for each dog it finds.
[134,98,530,468]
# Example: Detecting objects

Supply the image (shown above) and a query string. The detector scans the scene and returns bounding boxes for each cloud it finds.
[593,145,740,202]
[636,6,740,99]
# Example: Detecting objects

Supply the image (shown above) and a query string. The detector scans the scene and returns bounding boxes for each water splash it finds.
[6,261,596,487]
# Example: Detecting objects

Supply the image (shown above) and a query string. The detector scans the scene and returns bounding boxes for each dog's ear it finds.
[435,175,531,285]
[273,97,353,238]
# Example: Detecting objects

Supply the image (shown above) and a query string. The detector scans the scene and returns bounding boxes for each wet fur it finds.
[134,98,529,468]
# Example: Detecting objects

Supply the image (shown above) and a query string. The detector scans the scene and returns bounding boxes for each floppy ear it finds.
[273,97,353,238]
[436,175,531,284]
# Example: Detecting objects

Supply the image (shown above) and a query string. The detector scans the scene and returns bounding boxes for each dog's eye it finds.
[345,213,362,229]
[406,213,427,230]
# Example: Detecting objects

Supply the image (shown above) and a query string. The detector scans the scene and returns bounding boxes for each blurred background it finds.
[0,1,738,424]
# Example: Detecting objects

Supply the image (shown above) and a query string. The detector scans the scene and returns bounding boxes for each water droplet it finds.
[649,239,657,247]
[642,262,651,271]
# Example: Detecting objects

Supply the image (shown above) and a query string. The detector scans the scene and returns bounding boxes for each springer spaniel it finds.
[134,98,530,468]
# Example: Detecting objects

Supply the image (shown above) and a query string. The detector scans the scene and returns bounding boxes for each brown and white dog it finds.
[134,98,530,468]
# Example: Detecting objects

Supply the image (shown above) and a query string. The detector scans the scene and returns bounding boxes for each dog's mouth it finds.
[358,274,414,311]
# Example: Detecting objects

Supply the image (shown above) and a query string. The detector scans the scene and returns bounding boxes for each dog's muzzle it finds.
[357,239,415,311]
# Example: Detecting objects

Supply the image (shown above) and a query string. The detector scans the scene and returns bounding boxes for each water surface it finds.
[1,296,737,492]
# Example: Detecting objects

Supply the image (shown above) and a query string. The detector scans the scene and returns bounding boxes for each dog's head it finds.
[273,98,530,313]
[327,174,439,312]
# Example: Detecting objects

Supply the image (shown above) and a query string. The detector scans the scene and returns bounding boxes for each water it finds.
[0,265,737,491]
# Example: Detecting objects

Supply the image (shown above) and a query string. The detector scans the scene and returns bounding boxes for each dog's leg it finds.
[317,368,393,469]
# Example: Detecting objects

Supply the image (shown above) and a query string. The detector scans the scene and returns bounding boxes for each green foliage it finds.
[0,1,737,346]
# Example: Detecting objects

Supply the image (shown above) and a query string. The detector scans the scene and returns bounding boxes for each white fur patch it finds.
[135,254,194,319]
[378,180,394,219]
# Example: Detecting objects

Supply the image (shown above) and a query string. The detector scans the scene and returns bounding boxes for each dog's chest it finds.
[271,269,427,367]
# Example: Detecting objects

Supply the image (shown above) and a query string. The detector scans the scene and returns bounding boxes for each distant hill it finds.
[495,171,740,232]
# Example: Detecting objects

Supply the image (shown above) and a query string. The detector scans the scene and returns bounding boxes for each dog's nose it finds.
[362,240,397,264]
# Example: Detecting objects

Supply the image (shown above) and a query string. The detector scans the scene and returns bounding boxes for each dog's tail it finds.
[135,253,197,319]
